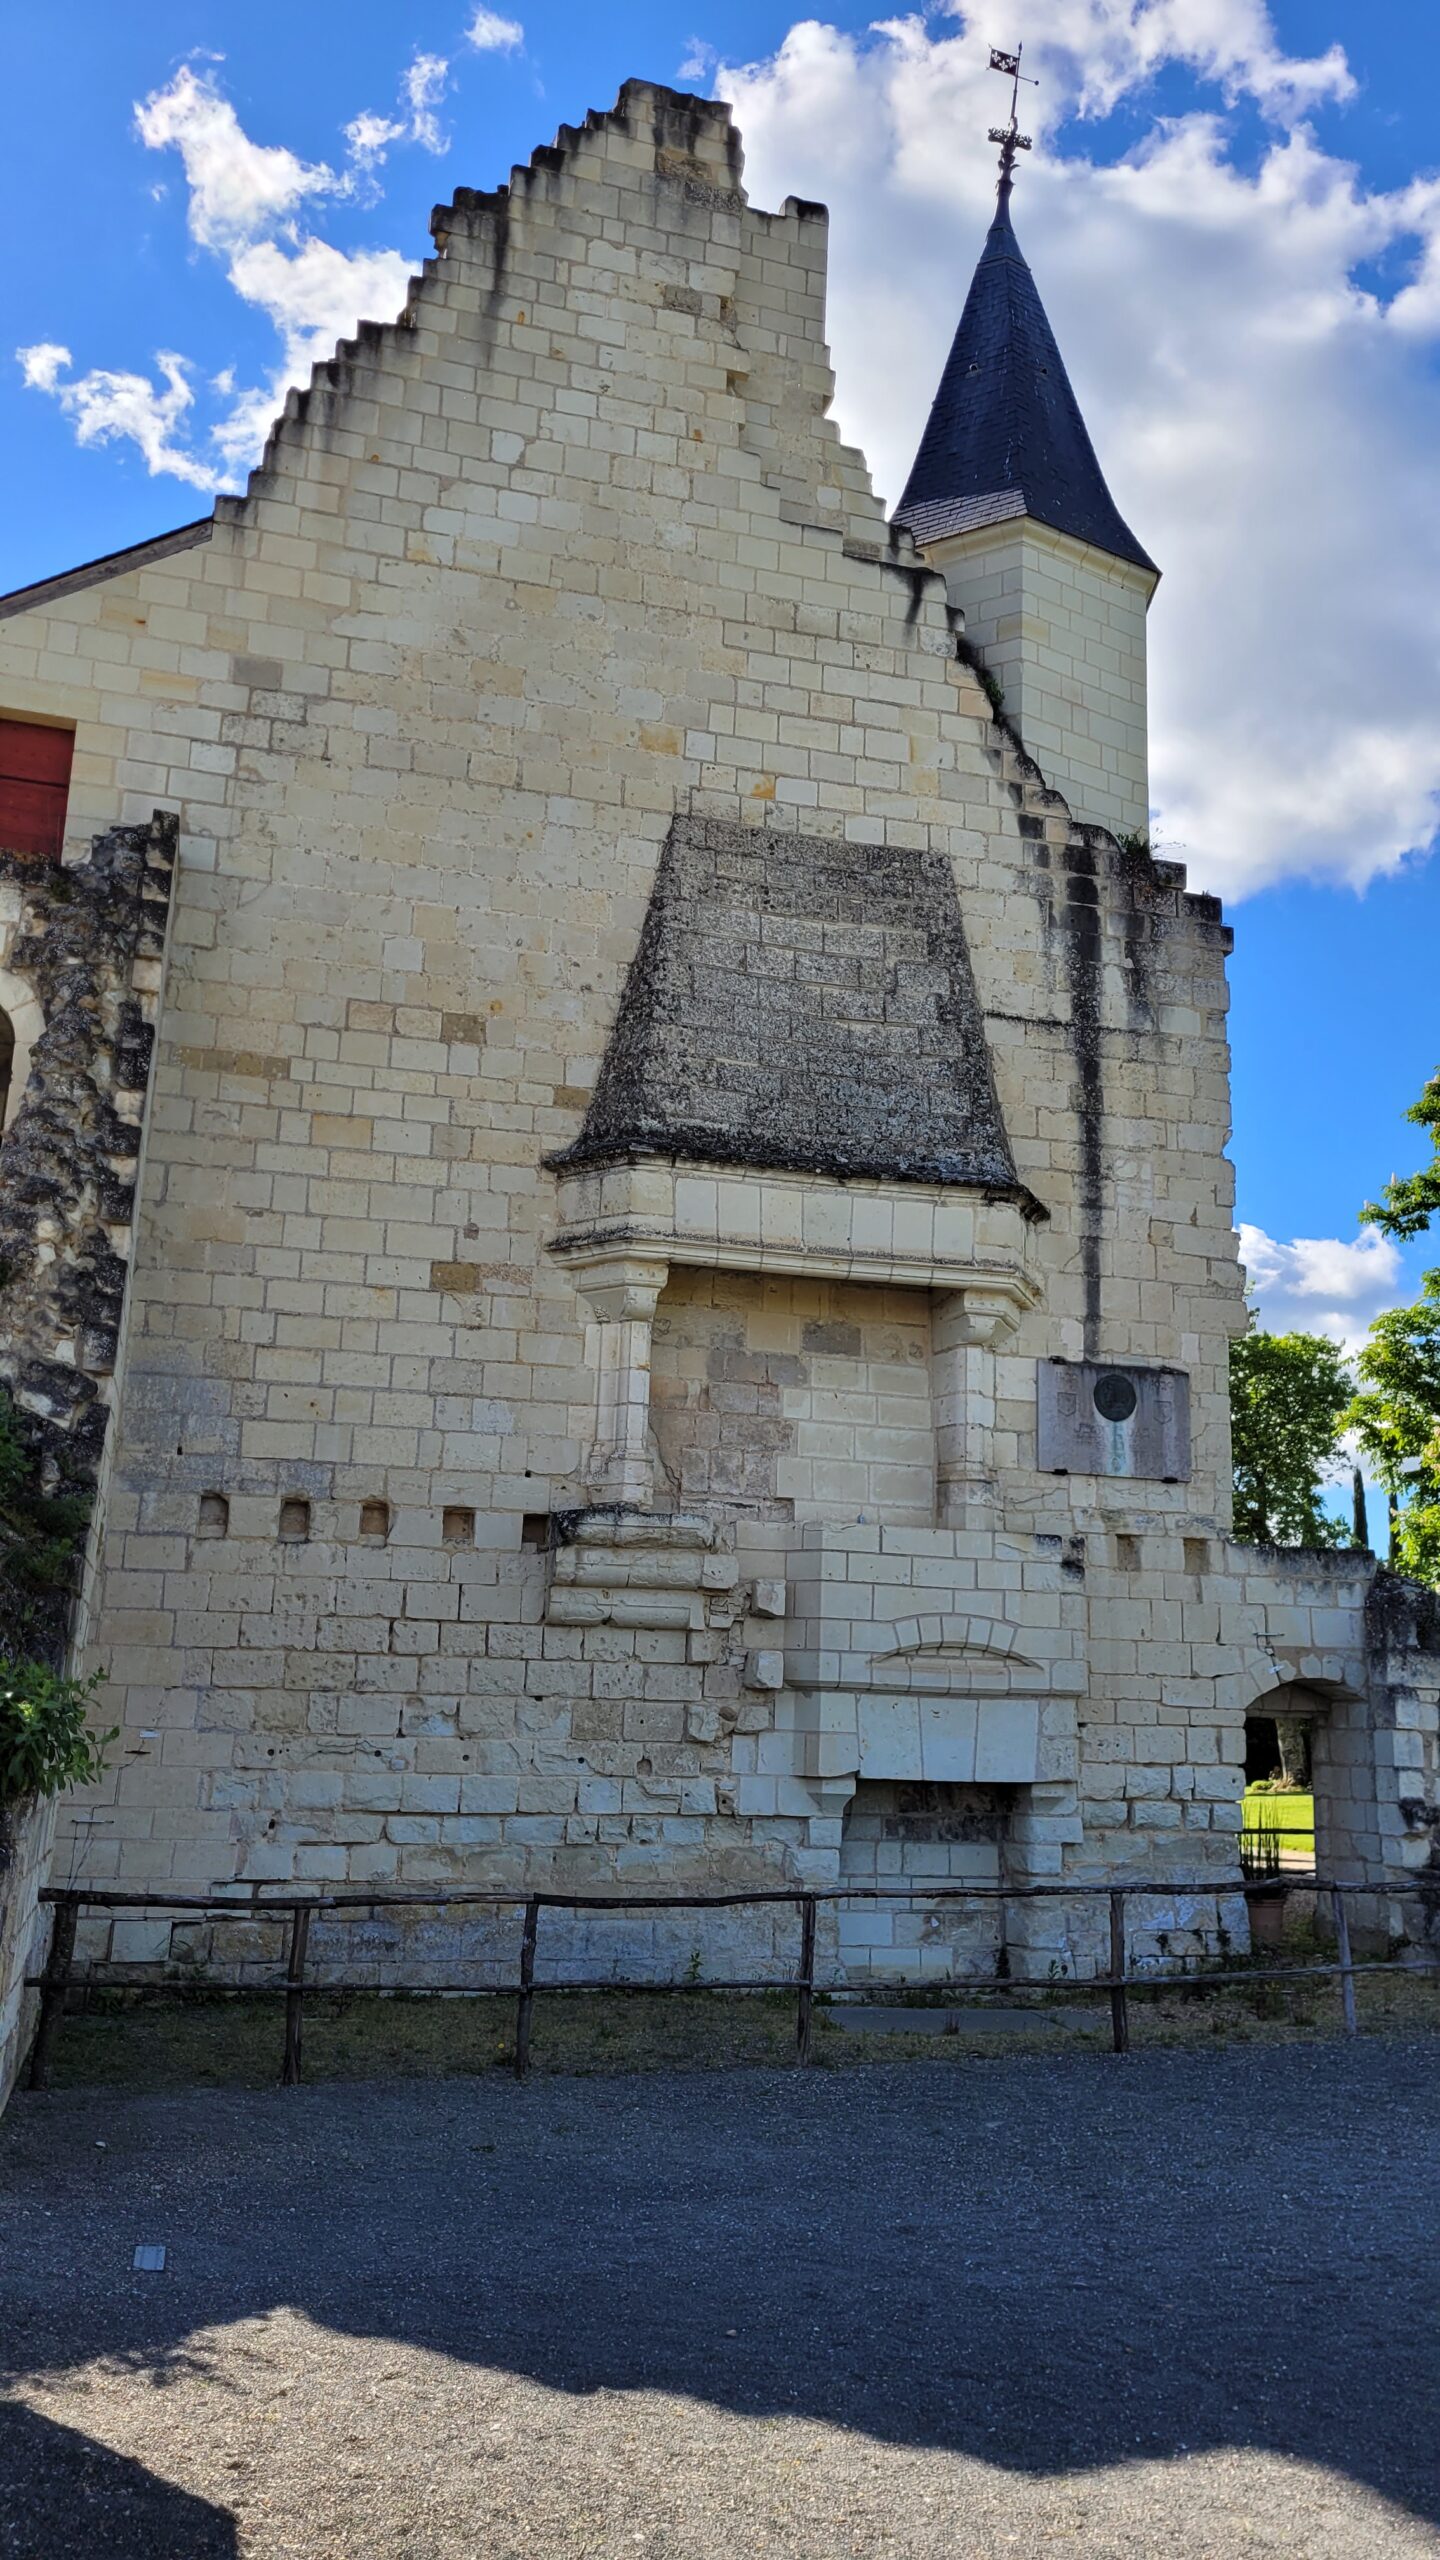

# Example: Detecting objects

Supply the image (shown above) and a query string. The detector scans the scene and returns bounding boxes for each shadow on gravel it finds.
[0,2402,237,2557]
[2,2045,1438,2549]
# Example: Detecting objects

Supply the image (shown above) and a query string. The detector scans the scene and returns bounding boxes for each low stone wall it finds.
[0,1793,56,2109]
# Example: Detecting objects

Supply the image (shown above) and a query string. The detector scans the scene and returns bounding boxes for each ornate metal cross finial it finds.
[987,42,1037,200]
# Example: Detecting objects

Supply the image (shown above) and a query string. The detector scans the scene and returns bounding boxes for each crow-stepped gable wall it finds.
[0,82,1435,1994]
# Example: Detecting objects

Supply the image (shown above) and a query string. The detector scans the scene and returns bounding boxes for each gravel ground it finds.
[2,2041,1437,2558]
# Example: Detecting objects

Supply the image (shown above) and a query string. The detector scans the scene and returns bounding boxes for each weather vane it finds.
[987,42,1037,198]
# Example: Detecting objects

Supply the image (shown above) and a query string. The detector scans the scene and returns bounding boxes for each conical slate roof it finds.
[894,188,1155,574]
[551,815,1021,1192]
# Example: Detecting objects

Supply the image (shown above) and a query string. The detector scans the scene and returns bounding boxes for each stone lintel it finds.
[551,1157,1043,1318]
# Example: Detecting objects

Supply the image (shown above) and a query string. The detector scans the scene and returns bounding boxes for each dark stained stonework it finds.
[0,812,176,1495]
[552,814,1020,1191]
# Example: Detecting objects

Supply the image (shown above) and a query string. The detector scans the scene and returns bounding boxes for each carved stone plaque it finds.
[1036,1360,1191,1481]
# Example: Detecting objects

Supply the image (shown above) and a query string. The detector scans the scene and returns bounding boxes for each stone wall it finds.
[0,1794,55,2109]
[0,811,176,1659]
[0,81,1434,1984]
[837,1779,1006,1981]
[651,1273,936,1522]
[929,520,1153,841]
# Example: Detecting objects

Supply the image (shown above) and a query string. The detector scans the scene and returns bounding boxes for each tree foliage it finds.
[1353,1067,1440,1584]
[1362,1070,1440,1240]
[0,1658,114,1806]
[1230,1328,1353,1548]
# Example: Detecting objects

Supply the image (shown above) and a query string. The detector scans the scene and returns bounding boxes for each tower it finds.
[895,66,1157,840]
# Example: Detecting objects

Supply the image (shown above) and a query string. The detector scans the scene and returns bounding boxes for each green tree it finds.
[1361,1069,1440,1240]
[1229,1328,1353,1547]
[1352,1066,1440,1584]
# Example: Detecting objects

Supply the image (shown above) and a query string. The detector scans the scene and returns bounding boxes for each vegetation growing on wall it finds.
[0,1383,92,1666]
[0,1656,112,1806]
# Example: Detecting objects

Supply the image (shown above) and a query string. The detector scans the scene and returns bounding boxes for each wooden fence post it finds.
[26,1896,78,2091]
[281,1904,311,2086]
[1109,1890,1130,2056]
[1330,1886,1358,2037]
[796,1896,817,2065]
[515,1897,539,2080]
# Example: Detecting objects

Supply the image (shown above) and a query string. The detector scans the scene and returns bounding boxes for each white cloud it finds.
[134,62,338,250]
[1237,1223,1403,1348]
[346,51,451,167]
[722,6,1440,899]
[16,345,217,490]
[22,61,415,496]
[465,8,523,53]
[17,342,70,394]
[678,40,717,86]
[344,109,406,166]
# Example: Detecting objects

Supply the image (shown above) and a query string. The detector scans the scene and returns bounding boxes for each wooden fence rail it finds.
[23,1874,1421,2088]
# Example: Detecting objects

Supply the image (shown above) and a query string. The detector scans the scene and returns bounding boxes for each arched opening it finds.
[1242,1685,1322,1884]
[1243,1671,1375,1903]
[0,967,45,1135]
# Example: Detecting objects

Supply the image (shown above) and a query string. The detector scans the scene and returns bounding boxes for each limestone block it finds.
[751,1579,787,1618]
[975,1699,1042,1783]
[857,1697,921,1779]
[745,1649,785,1692]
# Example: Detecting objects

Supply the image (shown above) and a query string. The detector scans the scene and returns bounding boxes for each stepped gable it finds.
[552,814,1021,1192]
[894,188,1155,574]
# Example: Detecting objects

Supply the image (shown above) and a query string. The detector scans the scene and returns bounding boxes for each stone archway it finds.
[1243,1668,1369,1883]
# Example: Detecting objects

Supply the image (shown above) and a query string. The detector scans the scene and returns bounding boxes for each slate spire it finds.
[894,166,1155,574]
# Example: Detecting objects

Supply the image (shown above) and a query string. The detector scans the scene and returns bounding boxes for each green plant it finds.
[0,1387,93,1668]
[1349,1068,1440,1583]
[954,638,1005,717]
[1229,1327,1353,1546]
[0,1388,91,1589]
[0,1657,115,1804]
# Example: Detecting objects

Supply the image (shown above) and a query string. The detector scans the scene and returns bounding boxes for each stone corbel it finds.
[932,1285,1023,1529]
[570,1252,668,1508]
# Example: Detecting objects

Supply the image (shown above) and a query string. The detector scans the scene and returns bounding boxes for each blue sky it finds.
[3,1,1438,1529]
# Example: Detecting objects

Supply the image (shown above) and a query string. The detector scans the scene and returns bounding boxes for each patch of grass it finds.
[37,1963,1440,2092]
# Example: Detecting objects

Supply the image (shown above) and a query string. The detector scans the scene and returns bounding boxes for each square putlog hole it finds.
[279,1497,311,1542]
[197,1493,229,1538]
[359,1499,390,1542]
[1183,1537,1210,1576]
[1114,1532,1141,1571]
[442,1507,475,1548]
[520,1513,550,1551]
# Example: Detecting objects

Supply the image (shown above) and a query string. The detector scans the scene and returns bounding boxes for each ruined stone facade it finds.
[0,82,1436,1985]
[0,816,175,1659]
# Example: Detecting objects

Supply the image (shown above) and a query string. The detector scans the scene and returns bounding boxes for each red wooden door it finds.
[0,719,74,861]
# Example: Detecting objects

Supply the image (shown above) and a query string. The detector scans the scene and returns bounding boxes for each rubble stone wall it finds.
[0,1794,55,2110]
[0,812,176,1658]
